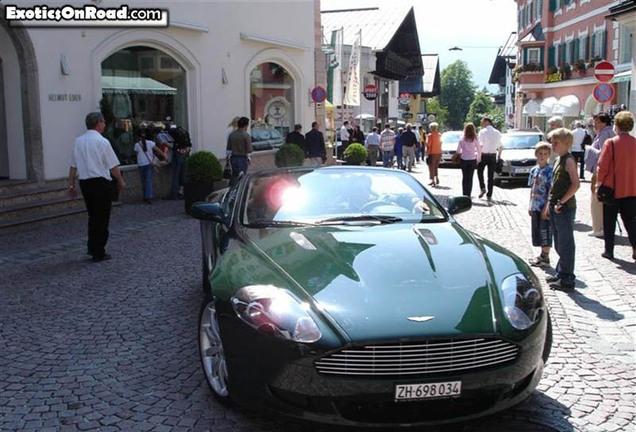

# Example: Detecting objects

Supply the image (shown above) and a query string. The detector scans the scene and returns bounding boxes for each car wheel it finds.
[542,311,553,364]
[199,296,231,403]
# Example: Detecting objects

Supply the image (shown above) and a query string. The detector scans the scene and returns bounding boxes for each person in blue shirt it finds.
[394,127,404,170]
[528,142,554,267]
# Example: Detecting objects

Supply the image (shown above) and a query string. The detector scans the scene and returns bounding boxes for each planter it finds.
[184,181,214,215]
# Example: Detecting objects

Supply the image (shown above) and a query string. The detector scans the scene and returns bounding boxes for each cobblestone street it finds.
[1,164,634,432]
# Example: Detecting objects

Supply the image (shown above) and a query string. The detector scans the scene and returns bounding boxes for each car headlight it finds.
[231,285,322,343]
[500,273,543,330]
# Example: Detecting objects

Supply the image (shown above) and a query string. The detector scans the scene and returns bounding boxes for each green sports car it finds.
[191,166,551,427]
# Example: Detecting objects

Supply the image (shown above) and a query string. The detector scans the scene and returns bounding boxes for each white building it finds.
[0,0,321,182]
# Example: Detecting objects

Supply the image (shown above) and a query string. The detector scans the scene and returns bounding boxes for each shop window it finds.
[101,46,187,166]
[249,62,295,151]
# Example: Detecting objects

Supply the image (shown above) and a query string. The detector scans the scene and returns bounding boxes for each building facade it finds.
[514,0,632,130]
[0,0,321,182]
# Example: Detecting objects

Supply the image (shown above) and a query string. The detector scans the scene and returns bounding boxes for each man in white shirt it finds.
[570,121,587,179]
[68,112,126,262]
[338,121,351,160]
[477,117,502,200]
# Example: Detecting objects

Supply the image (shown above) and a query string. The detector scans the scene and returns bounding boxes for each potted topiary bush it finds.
[184,150,223,214]
[275,143,305,167]
[343,143,367,165]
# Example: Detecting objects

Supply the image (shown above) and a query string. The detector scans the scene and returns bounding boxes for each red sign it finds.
[593,83,615,103]
[310,86,326,103]
[363,84,378,100]
[398,92,411,104]
[594,61,615,83]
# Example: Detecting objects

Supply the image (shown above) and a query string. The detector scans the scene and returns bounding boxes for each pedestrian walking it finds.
[133,130,161,204]
[596,111,636,261]
[338,121,351,159]
[365,127,381,167]
[286,124,306,149]
[456,123,482,197]
[477,117,502,200]
[528,142,554,268]
[227,116,253,185]
[165,124,192,199]
[394,127,404,170]
[351,124,365,145]
[401,123,418,172]
[585,112,616,237]
[379,124,396,168]
[426,122,442,186]
[570,121,587,179]
[68,112,126,262]
[304,121,326,167]
[544,128,580,291]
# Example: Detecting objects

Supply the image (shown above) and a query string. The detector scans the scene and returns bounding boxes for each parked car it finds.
[191,166,552,427]
[440,131,463,165]
[250,127,285,151]
[494,130,545,185]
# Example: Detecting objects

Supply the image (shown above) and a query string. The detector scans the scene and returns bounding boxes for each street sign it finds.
[593,83,615,103]
[363,84,378,100]
[398,92,411,105]
[594,61,615,82]
[310,86,326,103]
[402,113,414,119]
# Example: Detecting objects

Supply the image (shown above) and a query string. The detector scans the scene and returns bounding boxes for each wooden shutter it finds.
[548,46,555,67]
[549,0,556,11]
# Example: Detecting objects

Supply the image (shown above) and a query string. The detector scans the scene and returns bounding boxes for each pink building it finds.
[513,0,632,130]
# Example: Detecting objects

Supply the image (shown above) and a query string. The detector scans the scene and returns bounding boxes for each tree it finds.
[439,60,477,130]
[465,91,495,127]
[424,97,448,130]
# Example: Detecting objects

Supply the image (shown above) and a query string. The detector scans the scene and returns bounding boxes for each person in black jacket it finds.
[304,122,326,167]
[285,124,305,149]
[351,124,365,144]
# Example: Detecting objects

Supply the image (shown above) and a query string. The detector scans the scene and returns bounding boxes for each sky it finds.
[320,0,518,93]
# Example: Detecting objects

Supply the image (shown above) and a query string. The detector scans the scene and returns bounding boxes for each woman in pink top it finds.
[456,123,482,197]
[596,111,636,261]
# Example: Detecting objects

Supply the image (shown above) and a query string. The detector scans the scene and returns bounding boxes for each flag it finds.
[343,31,361,106]
[331,28,343,106]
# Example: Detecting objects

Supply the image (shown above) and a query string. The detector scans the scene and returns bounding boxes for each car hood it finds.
[243,223,497,342]
[501,148,536,161]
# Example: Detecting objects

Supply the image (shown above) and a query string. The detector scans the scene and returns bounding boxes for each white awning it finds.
[354,113,375,120]
[101,76,178,95]
[552,95,581,117]
[612,70,632,84]
[522,98,542,116]
[538,97,558,117]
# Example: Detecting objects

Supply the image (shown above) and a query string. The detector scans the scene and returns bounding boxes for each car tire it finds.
[542,311,553,364]
[199,295,231,404]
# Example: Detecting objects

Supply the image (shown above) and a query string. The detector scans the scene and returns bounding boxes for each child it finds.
[528,142,553,267]
[543,128,580,291]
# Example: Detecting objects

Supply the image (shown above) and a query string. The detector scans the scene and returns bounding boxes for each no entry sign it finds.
[593,83,615,103]
[594,61,615,83]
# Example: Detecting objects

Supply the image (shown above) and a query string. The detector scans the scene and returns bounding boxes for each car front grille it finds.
[510,159,536,167]
[315,338,518,378]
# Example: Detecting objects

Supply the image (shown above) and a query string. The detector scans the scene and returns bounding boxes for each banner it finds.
[330,28,343,106]
[343,32,361,106]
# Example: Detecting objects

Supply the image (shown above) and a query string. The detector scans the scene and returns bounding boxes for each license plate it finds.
[514,167,530,174]
[394,381,461,402]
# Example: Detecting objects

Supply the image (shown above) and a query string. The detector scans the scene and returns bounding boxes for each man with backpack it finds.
[165,124,192,199]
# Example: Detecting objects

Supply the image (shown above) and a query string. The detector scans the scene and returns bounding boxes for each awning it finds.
[612,70,632,84]
[101,76,177,95]
[523,98,542,116]
[355,113,375,120]
[538,97,558,117]
[552,95,581,117]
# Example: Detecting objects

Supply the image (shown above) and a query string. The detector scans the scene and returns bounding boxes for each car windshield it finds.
[501,134,543,149]
[441,132,462,143]
[241,168,447,226]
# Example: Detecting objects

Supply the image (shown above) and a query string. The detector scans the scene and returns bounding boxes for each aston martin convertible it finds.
[191,166,551,427]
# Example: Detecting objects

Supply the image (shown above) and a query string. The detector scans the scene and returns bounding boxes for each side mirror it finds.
[190,202,228,224]
[447,195,472,215]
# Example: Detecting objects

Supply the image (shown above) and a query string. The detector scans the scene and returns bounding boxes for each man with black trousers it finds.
[68,112,126,262]
[477,117,502,201]
[304,122,327,166]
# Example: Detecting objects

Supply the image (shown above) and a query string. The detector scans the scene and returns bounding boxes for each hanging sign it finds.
[363,84,378,100]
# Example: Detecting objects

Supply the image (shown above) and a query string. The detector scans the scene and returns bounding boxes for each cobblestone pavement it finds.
[0,165,634,432]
